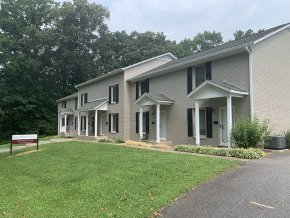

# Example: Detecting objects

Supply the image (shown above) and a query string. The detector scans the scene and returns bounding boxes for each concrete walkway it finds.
[0,138,73,154]
[161,150,290,218]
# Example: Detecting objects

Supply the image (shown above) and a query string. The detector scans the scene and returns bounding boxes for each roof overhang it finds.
[59,108,74,115]
[75,69,124,88]
[56,93,78,102]
[77,98,108,112]
[135,93,174,106]
[187,80,248,100]
[128,44,251,82]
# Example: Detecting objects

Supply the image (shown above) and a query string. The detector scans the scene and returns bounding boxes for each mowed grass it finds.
[0,142,240,217]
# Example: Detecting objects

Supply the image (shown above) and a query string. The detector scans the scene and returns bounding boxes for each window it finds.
[199,109,206,136]
[81,116,86,131]
[136,79,149,99]
[195,65,206,87]
[75,98,78,110]
[81,93,88,106]
[110,113,118,133]
[62,101,66,108]
[109,84,119,104]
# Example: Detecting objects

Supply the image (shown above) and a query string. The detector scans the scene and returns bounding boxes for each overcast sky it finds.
[63,0,290,42]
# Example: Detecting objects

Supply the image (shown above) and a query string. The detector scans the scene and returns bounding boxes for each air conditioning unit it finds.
[265,136,286,150]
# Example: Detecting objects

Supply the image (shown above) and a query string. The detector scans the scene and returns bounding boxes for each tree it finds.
[0,0,110,141]
[234,29,265,40]
[177,31,223,57]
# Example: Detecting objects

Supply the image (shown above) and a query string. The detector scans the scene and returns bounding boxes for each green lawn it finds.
[0,142,240,217]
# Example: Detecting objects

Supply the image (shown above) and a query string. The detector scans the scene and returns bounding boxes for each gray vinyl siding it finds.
[57,98,78,135]
[78,72,125,139]
[130,53,250,145]
[252,28,290,133]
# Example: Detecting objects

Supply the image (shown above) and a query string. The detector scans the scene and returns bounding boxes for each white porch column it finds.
[156,103,160,143]
[86,112,89,136]
[95,110,98,137]
[227,95,232,147]
[195,100,200,146]
[64,114,67,134]
[139,107,143,140]
[78,112,81,135]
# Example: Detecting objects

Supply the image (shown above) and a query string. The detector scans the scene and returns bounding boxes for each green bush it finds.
[231,116,270,148]
[175,145,265,159]
[285,130,290,148]
[114,139,125,143]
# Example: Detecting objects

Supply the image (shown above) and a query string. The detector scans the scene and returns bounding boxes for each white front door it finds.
[100,114,106,135]
[160,111,166,140]
[219,107,235,145]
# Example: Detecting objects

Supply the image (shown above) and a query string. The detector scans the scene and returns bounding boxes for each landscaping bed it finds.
[175,145,265,159]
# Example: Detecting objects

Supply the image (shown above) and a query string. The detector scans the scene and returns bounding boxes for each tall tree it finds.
[176,31,223,57]
[234,29,265,40]
[0,0,110,140]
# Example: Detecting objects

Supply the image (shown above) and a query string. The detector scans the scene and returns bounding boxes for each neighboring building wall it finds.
[252,28,290,133]
[78,72,125,139]
[57,98,78,134]
[123,56,175,140]
[212,52,251,121]
[130,53,250,145]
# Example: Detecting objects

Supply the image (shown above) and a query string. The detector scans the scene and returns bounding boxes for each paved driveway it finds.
[161,151,290,218]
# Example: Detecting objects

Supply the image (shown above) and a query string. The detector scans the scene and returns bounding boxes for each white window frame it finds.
[81,93,87,106]
[110,85,118,104]
[110,114,117,133]
[139,80,149,96]
[195,65,206,87]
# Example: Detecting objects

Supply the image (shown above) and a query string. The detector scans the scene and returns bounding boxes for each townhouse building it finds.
[57,23,290,146]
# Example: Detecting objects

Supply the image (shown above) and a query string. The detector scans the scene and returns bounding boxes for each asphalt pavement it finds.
[161,150,290,218]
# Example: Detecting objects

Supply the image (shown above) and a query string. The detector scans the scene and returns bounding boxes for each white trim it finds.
[110,113,117,134]
[245,47,254,119]
[219,106,235,146]
[156,103,160,143]
[187,80,248,99]
[139,107,143,140]
[94,110,98,137]
[254,24,290,45]
[135,93,174,105]
[195,101,200,146]
[76,53,176,88]
[123,52,177,70]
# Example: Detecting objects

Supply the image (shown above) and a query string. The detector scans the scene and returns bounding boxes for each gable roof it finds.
[77,98,108,111]
[129,23,290,82]
[56,92,78,102]
[187,80,248,99]
[135,93,174,105]
[75,52,177,88]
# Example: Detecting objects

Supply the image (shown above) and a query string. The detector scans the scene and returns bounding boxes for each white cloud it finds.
[61,0,290,41]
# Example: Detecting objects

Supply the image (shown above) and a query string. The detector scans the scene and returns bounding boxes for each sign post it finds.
[10,134,38,156]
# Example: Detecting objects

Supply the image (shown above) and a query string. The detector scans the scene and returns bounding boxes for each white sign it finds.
[12,134,38,140]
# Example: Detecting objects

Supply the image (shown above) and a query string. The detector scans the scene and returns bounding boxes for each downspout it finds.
[245,46,254,119]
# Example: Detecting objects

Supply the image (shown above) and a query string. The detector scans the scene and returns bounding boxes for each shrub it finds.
[285,130,290,148]
[174,145,265,159]
[231,116,270,149]
[114,139,125,143]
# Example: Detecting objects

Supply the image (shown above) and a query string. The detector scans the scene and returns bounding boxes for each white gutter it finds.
[245,46,254,119]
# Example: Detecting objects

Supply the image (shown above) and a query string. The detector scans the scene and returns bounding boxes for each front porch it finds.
[188,80,249,147]
[59,108,75,135]
[77,98,109,138]
[135,93,174,143]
